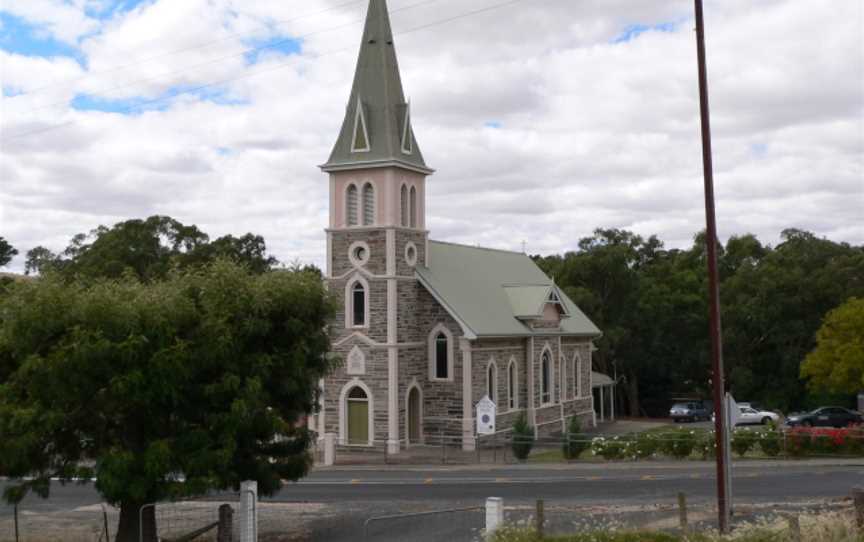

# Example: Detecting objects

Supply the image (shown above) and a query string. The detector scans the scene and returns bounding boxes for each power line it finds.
[15,0,443,116]
[20,0,367,97]
[2,0,545,142]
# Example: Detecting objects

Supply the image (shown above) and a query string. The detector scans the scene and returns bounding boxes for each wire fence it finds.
[0,501,113,542]
[138,490,255,542]
[313,425,864,466]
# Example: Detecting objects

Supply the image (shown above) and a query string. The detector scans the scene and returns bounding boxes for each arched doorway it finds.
[347,386,369,445]
[407,387,421,445]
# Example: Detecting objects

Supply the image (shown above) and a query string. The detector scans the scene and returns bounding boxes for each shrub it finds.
[563,416,591,460]
[631,432,659,459]
[759,429,782,457]
[785,428,812,457]
[591,436,631,460]
[696,430,717,459]
[658,428,698,459]
[731,429,758,457]
[511,412,535,461]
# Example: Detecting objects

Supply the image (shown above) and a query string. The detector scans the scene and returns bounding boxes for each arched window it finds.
[351,281,366,327]
[428,324,453,381]
[486,361,498,405]
[541,350,552,404]
[362,182,374,225]
[507,359,517,410]
[435,333,448,379]
[573,353,580,398]
[400,185,408,227]
[346,184,358,226]
[409,186,417,228]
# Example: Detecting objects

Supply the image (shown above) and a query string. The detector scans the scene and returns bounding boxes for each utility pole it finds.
[693,0,729,533]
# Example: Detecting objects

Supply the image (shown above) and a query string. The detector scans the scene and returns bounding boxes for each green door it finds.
[348,399,369,445]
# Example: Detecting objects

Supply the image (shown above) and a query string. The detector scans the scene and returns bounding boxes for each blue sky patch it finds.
[242,35,303,65]
[85,0,152,20]
[485,121,503,129]
[612,21,679,44]
[751,143,769,157]
[0,12,87,65]
[71,84,249,114]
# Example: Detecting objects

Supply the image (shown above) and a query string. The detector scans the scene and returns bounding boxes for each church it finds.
[310,0,602,455]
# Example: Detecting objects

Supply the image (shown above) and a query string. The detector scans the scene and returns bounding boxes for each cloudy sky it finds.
[1,0,862,273]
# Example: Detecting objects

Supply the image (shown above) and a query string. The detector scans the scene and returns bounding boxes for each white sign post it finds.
[722,393,740,526]
[476,395,496,436]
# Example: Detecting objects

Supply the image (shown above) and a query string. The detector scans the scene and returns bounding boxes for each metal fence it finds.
[362,506,486,542]
[0,500,113,542]
[314,426,864,467]
[138,489,255,542]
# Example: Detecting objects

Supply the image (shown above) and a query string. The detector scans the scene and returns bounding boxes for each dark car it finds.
[669,402,710,423]
[785,407,863,428]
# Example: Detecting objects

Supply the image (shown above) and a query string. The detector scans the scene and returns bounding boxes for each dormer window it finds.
[351,97,370,153]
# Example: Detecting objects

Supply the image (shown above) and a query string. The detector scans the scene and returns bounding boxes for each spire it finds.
[322,0,431,174]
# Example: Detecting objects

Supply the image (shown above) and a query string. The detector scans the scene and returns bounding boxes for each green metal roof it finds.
[416,241,602,339]
[322,0,431,174]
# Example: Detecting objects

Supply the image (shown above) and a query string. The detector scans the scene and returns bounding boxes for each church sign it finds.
[476,395,496,435]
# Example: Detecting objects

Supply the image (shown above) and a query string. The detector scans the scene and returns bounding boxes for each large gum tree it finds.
[0,260,335,542]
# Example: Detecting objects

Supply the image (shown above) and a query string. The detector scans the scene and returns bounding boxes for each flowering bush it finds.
[731,429,759,457]
[759,429,782,457]
[658,428,698,459]
[784,425,864,457]
[591,436,632,460]
[631,432,659,459]
[696,430,717,459]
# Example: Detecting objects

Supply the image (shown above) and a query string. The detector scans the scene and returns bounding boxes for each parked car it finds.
[712,405,780,426]
[784,407,863,428]
[669,402,710,422]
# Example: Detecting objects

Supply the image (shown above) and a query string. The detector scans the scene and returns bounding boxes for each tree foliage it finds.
[535,228,864,415]
[24,216,278,279]
[0,237,17,267]
[801,297,864,394]
[0,260,335,541]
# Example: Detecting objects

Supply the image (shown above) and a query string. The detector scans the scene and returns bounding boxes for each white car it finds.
[712,406,781,426]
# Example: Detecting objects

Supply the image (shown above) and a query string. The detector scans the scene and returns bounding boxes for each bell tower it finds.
[321,0,433,455]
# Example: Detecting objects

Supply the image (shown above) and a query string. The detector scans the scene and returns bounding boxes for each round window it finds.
[349,241,371,266]
[404,242,418,267]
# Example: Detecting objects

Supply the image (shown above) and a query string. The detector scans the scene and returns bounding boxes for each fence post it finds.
[101,503,110,542]
[854,487,864,530]
[677,492,688,532]
[239,481,258,542]
[13,503,19,542]
[535,499,544,538]
[786,514,801,542]
[485,497,504,538]
[323,433,336,466]
[217,504,234,542]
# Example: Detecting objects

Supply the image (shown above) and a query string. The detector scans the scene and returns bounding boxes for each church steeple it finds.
[322,0,431,174]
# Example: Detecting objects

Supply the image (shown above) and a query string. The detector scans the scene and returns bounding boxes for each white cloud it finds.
[0,0,862,273]
[1,0,99,44]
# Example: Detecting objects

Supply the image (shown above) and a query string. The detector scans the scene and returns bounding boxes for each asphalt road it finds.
[277,461,862,503]
[2,462,861,541]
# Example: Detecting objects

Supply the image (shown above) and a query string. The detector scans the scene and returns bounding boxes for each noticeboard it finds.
[476,395,496,435]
